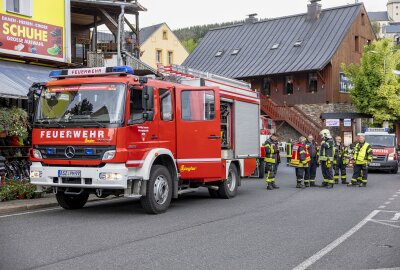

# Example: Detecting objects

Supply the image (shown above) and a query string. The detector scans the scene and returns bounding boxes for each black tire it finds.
[140,165,172,214]
[56,191,89,210]
[208,188,219,198]
[218,164,239,199]
[258,159,265,179]
[391,165,398,174]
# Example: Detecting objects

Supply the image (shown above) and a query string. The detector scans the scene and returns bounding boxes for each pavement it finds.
[0,166,399,270]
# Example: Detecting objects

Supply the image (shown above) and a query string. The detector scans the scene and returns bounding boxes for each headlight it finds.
[102,150,116,161]
[33,149,42,159]
[388,153,396,161]
[30,171,42,179]
[99,172,122,181]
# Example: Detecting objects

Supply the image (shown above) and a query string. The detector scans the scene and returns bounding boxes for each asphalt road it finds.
[1,165,399,270]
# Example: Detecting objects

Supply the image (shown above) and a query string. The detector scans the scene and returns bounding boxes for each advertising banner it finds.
[0,14,63,60]
[0,0,66,62]
[325,119,340,127]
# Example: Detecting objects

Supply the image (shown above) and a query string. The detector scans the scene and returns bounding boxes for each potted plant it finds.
[0,109,11,138]
[7,107,29,142]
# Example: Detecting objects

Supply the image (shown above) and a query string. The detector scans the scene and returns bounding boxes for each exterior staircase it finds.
[260,95,323,140]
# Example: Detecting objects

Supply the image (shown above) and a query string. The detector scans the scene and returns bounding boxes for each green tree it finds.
[342,39,400,124]
[182,39,199,53]
[371,22,381,38]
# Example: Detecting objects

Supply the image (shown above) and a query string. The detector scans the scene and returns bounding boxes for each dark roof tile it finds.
[184,4,363,78]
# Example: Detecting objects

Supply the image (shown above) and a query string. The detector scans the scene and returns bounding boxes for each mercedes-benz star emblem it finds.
[65,146,75,159]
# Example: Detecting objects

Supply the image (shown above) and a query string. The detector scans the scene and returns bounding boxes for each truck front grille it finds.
[35,145,115,161]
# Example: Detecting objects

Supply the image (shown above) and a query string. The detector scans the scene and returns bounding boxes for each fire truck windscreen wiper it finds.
[35,119,65,128]
[67,116,106,128]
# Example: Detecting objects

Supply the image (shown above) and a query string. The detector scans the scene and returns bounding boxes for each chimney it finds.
[245,13,258,24]
[307,0,322,20]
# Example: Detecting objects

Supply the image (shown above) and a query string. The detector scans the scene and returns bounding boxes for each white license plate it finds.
[58,170,81,177]
[369,163,380,167]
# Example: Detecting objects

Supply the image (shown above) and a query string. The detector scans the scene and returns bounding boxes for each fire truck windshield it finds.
[35,84,125,127]
[365,135,395,148]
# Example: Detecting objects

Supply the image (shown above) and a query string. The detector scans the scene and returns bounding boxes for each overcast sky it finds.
[138,0,387,29]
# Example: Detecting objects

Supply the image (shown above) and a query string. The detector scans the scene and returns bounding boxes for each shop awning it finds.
[0,60,52,99]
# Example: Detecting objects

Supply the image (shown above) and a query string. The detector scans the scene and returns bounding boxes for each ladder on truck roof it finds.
[158,64,259,102]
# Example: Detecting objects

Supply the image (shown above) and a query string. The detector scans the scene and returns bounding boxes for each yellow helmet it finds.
[319,129,331,138]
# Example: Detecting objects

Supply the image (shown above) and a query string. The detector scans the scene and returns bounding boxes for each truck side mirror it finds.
[142,86,154,121]
[27,82,45,124]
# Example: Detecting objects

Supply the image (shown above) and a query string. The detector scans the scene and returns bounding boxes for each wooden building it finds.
[184,1,376,141]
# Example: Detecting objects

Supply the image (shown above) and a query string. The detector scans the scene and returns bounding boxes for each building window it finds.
[308,73,318,92]
[361,13,365,26]
[262,78,271,96]
[355,36,359,52]
[231,48,240,55]
[167,51,173,65]
[162,30,168,40]
[156,49,162,64]
[339,72,353,93]
[285,76,294,95]
[215,50,224,57]
[6,0,32,16]
[181,90,215,121]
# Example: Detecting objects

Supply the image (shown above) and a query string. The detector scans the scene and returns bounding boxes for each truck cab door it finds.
[176,87,222,179]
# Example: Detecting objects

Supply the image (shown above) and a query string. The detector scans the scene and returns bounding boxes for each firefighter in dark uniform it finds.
[333,136,349,184]
[305,134,319,187]
[319,129,335,189]
[349,135,373,187]
[291,136,310,188]
[264,134,280,190]
[286,139,293,167]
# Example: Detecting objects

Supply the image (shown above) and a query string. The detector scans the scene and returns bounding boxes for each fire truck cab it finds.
[28,66,260,214]
[358,128,399,174]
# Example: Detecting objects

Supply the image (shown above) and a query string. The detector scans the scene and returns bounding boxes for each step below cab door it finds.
[176,86,222,179]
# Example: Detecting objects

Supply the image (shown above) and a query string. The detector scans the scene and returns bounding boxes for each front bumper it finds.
[368,160,398,170]
[30,162,129,189]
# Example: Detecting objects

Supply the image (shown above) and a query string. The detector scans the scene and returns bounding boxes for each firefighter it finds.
[349,136,363,183]
[291,136,310,188]
[319,129,335,189]
[264,134,280,190]
[286,139,293,167]
[333,136,349,184]
[305,134,319,187]
[349,135,373,187]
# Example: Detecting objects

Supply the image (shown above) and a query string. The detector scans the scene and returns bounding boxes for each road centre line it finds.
[292,210,380,270]
[378,206,386,209]
[384,201,391,205]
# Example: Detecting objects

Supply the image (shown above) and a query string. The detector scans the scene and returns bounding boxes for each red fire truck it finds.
[28,65,261,214]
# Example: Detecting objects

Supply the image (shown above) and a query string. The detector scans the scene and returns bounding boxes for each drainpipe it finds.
[117,5,125,66]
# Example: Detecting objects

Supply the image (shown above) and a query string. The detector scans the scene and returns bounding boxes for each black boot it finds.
[334,180,339,184]
[310,182,316,187]
[348,181,357,186]
[304,182,310,187]
[359,182,367,187]
[267,183,273,190]
[326,183,334,189]
[342,180,349,185]
[272,182,280,189]
[322,182,328,187]
[296,181,304,188]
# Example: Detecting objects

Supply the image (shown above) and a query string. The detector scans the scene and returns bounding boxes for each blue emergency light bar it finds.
[49,66,134,78]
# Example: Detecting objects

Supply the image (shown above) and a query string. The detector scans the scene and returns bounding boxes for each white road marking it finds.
[370,220,400,229]
[384,201,391,205]
[378,206,386,209]
[393,195,398,197]
[388,198,395,201]
[292,210,380,270]
[391,213,400,221]
[0,207,59,219]
[366,267,400,270]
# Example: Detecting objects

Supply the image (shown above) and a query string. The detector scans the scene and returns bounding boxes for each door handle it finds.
[208,135,221,139]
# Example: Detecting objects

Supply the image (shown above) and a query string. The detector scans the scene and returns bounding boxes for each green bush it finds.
[0,180,39,201]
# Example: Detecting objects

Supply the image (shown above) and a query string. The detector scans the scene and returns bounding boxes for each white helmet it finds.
[319,129,331,138]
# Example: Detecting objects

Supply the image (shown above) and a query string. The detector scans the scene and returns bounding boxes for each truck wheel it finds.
[258,159,265,179]
[56,191,89,210]
[391,165,398,174]
[140,165,172,214]
[218,164,239,199]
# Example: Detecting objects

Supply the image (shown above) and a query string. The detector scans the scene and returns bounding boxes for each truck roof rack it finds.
[158,64,257,97]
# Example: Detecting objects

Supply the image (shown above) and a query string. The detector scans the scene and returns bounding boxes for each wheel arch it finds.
[152,154,179,198]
